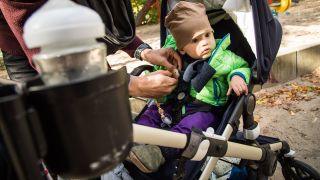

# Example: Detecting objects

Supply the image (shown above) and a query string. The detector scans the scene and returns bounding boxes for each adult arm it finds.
[0,1,45,66]
[122,36,181,71]
[0,1,178,98]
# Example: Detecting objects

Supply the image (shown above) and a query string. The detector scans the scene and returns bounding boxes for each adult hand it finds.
[227,75,248,96]
[128,70,178,98]
[141,48,182,71]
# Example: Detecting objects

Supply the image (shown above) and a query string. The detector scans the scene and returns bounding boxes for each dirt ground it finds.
[256,69,320,179]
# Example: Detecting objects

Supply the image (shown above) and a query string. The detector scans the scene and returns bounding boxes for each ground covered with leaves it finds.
[256,73,320,115]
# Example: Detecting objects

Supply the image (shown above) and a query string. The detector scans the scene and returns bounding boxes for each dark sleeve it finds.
[120,36,144,58]
[0,11,25,56]
[0,1,45,64]
[73,0,137,56]
[0,0,142,61]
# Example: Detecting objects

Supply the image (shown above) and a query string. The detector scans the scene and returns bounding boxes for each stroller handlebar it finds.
[132,124,284,161]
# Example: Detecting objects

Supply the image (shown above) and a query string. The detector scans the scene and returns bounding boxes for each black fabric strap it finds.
[181,128,205,159]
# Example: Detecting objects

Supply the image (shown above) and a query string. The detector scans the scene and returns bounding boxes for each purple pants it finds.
[136,103,220,134]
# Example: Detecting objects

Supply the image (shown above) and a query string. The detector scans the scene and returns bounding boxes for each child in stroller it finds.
[127,1,250,174]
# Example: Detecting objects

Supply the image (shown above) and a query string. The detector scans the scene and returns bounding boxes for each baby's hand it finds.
[227,75,248,96]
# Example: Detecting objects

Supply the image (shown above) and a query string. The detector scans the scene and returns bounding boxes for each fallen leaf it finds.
[256,99,268,105]
[312,117,318,123]
[262,128,269,134]
[290,111,295,116]
[254,115,261,122]
[273,99,283,105]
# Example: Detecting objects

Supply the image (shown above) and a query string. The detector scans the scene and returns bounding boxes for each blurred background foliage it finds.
[0,51,5,71]
[131,0,160,26]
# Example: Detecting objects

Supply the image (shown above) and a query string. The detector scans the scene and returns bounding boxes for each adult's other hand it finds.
[129,70,177,98]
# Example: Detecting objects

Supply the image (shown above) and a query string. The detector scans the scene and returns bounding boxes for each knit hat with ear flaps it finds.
[165,1,212,50]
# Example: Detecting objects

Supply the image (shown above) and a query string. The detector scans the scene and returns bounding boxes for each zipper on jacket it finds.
[208,33,230,64]
[212,78,218,102]
[216,80,222,104]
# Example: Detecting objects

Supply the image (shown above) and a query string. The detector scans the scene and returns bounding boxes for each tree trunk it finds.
[135,0,156,26]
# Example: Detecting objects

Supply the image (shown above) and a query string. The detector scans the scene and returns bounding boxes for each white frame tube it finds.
[133,124,264,159]
[200,124,234,180]
[132,124,281,180]
[133,124,187,149]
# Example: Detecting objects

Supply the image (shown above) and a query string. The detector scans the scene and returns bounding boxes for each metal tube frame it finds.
[133,124,285,178]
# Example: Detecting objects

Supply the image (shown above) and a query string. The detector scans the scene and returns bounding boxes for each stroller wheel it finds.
[280,158,320,180]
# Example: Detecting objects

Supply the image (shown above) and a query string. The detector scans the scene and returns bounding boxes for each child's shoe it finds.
[127,144,165,173]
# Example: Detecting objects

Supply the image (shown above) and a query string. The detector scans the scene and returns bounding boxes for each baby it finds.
[129,1,250,173]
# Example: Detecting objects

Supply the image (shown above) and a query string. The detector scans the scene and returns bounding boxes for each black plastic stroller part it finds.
[0,85,44,180]
[244,93,256,116]
[215,97,237,135]
[160,0,169,47]
[179,128,279,178]
[25,67,132,178]
[129,64,154,76]
[259,147,278,178]
[229,131,280,146]
[245,140,320,180]
[243,94,256,129]
[73,0,136,55]
[278,156,320,180]
[216,95,245,136]
[172,157,188,180]
[173,129,207,180]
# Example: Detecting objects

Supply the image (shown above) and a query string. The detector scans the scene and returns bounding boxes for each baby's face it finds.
[181,30,216,59]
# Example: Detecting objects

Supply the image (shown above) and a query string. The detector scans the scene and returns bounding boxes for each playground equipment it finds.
[268,0,292,13]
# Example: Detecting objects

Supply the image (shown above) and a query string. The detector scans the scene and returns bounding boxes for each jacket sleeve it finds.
[226,50,251,85]
[162,34,178,50]
[0,0,45,64]
[121,36,143,57]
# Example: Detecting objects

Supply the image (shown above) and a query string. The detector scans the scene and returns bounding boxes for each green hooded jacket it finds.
[158,33,251,106]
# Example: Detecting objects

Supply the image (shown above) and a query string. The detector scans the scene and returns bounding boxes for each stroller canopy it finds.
[251,0,282,83]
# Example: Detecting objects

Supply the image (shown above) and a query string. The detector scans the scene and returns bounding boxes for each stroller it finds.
[126,0,320,179]
[0,0,318,179]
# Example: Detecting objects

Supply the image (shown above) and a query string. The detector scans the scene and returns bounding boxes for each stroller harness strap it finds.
[160,69,213,125]
[167,77,221,125]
